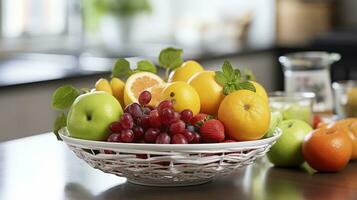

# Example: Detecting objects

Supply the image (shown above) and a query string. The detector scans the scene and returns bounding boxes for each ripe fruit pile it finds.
[106,91,227,144]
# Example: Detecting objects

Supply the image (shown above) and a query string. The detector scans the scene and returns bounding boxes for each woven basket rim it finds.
[59,127,281,151]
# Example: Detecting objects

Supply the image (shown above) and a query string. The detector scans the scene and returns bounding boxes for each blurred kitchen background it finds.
[0,0,357,141]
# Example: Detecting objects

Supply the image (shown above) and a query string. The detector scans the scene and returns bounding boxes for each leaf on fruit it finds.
[137,60,157,74]
[158,47,183,70]
[52,85,80,110]
[53,112,67,141]
[244,69,256,81]
[112,58,130,78]
[216,60,256,95]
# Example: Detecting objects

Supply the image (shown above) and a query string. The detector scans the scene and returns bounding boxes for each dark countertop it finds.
[1,133,356,200]
[0,45,275,89]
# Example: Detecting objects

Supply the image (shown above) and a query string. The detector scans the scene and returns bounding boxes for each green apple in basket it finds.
[67,91,123,141]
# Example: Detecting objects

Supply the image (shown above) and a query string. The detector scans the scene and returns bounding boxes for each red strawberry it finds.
[191,113,209,127]
[199,119,225,143]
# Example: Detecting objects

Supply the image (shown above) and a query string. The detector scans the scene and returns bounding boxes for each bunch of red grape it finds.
[107,91,201,144]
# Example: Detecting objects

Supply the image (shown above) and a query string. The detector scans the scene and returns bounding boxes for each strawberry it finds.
[313,114,322,129]
[199,119,225,143]
[191,113,210,127]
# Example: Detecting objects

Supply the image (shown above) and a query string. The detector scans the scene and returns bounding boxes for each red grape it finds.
[138,91,152,106]
[160,108,175,124]
[120,113,134,129]
[144,128,160,143]
[192,133,201,143]
[180,109,193,123]
[171,134,188,144]
[142,107,151,115]
[158,100,173,113]
[156,132,171,144]
[107,133,121,142]
[132,126,144,141]
[186,124,196,132]
[169,120,186,134]
[109,121,123,133]
[126,103,143,119]
[170,112,181,123]
[120,129,134,143]
[182,130,195,143]
[149,110,161,128]
[139,115,151,130]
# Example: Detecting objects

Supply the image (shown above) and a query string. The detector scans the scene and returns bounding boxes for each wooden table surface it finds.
[0,133,356,200]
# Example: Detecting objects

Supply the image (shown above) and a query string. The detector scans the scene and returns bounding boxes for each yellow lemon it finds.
[111,77,125,107]
[168,60,204,82]
[188,71,224,115]
[218,90,271,141]
[162,81,201,115]
[146,83,166,107]
[250,81,269,103]
[95,78,113,95]
[123,72,164,106]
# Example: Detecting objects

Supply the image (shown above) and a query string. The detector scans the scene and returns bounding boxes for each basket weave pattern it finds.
[61,128,281,186]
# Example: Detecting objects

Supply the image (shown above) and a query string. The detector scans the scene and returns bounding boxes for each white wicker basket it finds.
[59,127,281,186]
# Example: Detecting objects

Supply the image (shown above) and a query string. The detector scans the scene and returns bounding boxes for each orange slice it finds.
[123,72,164,106]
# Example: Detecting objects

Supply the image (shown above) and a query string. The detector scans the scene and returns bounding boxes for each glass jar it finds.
[269,91,315,125]
[332,80,357,119]
[279,52,341,112]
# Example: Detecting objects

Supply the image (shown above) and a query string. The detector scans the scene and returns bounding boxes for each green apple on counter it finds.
[67,91,123,141]
[267,119,313,167]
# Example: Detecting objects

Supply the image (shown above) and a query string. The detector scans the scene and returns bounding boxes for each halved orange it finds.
[123,72,164,106]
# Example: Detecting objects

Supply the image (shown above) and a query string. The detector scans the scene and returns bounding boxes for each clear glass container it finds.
[332,80,357,119]
[269,91,315,125]
[279,52,341,112]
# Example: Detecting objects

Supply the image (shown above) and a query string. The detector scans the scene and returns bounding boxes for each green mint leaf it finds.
[158,47,183,69]
[234,69,241,80]
[137,60,157,73]
[238,81,256,92]
[53,112,67,141]
[112,58,131,78]
[52,85,80,110]
[244,69,256,81]
[222,60,234,79]
[215,71,228,85]
[223,85,230,95]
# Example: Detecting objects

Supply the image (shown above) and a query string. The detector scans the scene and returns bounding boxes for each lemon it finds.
[188,71,224,115]
[162,81,201,115]
[95,78,113,95]
[168,60,204,82]
[123,72,164,106]
[250,81,269,103]
[111,77,125,107]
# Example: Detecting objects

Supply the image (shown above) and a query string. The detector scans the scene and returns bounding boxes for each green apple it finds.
[67,91,123,141]
[267,119,313,167]
[282,103,312,125]
[264,111,283,138]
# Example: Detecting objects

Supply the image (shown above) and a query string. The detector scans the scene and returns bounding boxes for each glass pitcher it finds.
[279,52,341,112]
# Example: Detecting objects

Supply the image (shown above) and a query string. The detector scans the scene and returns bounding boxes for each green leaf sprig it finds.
[215,60,256,95]
[111,58,157,78]
[51,85,82,140]
[158,47,183,80]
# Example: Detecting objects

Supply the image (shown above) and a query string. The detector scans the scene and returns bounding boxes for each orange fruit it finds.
[218,90,271,141]
[123,72,164,106]
[328,118,357,160]
[250,81,268,103]
[162,81,201,115]
[146,84,166,107]
[303,127,352,172]
[188,71,224,115]
[168,60,204,82]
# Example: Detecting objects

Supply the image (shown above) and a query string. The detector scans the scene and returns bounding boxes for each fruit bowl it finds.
[59,127,281,187]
